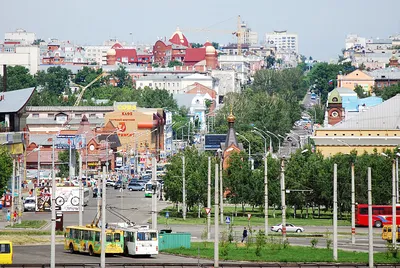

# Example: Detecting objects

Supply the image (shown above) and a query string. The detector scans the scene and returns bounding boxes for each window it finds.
[83,230,89,240]
[89,114,96,118]
[95,231,100,242]
[114,233,121,242]
[48,113,54,118]
[359,208,368,215]
[75,114,82,118]
[32,113,39,118]
[0,244,10,253]
[106,234,112,242]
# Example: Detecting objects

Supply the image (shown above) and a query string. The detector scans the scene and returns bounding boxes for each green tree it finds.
[265,55,275,69]
[35,66,72,95]
[57,150,79,178]
[168,60,183,68]
[0,66,36,91]
[190,43,202,48]
[0,147,13,192]
[375,83,400,100]
[211,42,219,49]
[74,66,103,87]
[354,85,369,98]
[136,87,178,110]
[108,65,133,88]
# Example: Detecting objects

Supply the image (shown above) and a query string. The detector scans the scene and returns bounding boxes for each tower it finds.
[327,89,345,126]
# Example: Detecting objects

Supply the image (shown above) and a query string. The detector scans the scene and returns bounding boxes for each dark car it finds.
[128,182,144,191]
[114,181,126,190]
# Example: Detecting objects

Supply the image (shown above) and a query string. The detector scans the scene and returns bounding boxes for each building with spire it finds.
[220,108,242,169]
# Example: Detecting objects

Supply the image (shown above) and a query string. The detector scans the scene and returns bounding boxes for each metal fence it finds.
[2,263,400,268]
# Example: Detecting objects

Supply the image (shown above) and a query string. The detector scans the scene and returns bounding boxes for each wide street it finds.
[10,187,390,265]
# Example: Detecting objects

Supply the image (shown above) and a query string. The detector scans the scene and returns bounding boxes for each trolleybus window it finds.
[0,244,10,253]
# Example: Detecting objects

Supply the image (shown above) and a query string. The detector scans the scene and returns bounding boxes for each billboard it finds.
[35,186,81,212]
[55,135,86,150]
[204,134,226,150]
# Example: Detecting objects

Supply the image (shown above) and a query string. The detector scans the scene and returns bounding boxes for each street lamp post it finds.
[51,137,56,268]
[236,132,252,170]
[266,130,281,156]
[254,127,272,153]
[280,157,287,241]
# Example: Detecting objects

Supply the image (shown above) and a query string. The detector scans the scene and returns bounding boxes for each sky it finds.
[1,0,400,61]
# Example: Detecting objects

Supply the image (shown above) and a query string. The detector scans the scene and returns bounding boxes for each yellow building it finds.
[337,69,374,93]
[104,102,165,164]
[313,94,400,157]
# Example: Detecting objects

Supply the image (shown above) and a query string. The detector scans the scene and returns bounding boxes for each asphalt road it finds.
[22,186,170,228]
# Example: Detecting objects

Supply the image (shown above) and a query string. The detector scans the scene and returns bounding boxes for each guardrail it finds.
[2,263,400,268]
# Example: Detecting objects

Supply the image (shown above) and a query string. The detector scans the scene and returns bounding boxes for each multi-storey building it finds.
[265,30,298,54]
[4,28,36,45]
[239,21,258,46]
[0,46,40,75]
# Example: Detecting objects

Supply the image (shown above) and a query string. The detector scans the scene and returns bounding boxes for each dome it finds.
[204,40,212,47]
[169,27,189,47]
[107,49,116,56]
[227,107,235,123]
[206,45,216,54]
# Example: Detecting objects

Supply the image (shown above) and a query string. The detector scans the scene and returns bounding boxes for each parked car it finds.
[114,180,126,190]
[271,223,304,233]
[23,197,36,212]
[106,180,115,187]
[128,182,144,191]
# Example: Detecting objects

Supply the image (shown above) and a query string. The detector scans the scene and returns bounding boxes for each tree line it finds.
[163,146,397,218]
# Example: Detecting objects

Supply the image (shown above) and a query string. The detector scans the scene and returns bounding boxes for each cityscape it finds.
[1,1,400,267]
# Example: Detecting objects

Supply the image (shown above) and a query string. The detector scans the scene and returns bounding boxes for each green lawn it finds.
[159,206,350,226]
[162,242,398,263]
[5,220,47,229]
[0,230,63,236]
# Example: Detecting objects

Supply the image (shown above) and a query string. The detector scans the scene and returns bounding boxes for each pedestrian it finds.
[6,210,10,223]
[241,227,248,243]
[13,210,17,223]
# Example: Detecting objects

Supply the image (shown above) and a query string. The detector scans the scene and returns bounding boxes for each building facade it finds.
[265,31,298,54]
[0,46,40,75]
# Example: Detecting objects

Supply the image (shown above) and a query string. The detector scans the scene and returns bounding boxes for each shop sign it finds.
[114,102,137,112]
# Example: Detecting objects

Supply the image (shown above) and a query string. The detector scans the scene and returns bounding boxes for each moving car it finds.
[128,182,144,191]
[106,180,115,187]
[93,187,102,198]
[271,223,304,233]
[23,197,36,212]
[114,180,126,190]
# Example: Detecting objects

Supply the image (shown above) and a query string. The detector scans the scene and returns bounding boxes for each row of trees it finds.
[163,146,396,218]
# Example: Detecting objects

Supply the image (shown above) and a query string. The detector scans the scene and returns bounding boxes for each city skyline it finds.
[1,0,400,60]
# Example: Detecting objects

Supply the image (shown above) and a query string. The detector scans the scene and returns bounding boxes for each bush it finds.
[310,238,319,248]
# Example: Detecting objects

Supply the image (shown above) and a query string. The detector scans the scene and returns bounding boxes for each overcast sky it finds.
[1,0,399,61]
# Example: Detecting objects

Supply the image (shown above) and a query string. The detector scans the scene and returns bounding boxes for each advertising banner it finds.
[116,157,123,167]
[55,135,86,150]
[35,186,81,212]
[55,187,81,212]
[35,186,52,212]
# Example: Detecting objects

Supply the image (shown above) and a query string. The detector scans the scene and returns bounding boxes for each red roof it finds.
[184,48,206,63]
[112,43,123,49]
[115,49,138,63]
[169,31,189,47]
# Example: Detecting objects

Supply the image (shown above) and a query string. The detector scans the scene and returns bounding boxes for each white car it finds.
[271,223,304,233]
[23,197,36,212]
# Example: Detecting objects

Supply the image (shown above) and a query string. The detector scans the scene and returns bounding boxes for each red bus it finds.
[356,204,400,228]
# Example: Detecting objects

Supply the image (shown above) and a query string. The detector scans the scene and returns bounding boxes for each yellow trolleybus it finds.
[64,225,124,256]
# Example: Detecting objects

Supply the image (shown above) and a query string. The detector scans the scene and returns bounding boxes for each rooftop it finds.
[0,87,35,113]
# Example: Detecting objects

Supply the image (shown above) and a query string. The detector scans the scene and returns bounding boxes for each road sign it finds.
[205,207,211,215]
[165,212,169,218]
[248,214,252,220]
[225,216,231,224]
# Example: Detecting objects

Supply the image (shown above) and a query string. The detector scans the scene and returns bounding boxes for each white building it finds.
[345,34,366,50]
[136,73,213,94]
[0,46,40,75]
[239,22,258,46]
[265,30,298,54]
[82,45,109,65]
[5,29,36,45]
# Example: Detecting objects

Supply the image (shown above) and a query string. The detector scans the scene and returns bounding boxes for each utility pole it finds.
[207,156,211,240]
[97,162,101,219]
[264,154,268,236]
[333,163,338,261]
[11,158,15,227]
[18,157,22,224]
[78,153,83,226]
[100,166,106,268]
[392,160,397,248]
[69,142,72,179]
[37,147,41,183]
[182,155,186,220]
[368,167,373,268]
[151,157,158,230]
[280,157,286,241]
[51,138,56,268]
[351,162,356,245]
[214,163,219,268]
[219,158,223,224]
[396,156,399,203]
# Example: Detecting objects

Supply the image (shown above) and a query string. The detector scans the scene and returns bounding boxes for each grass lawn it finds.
[5,220,47,229]
[162,242,398,263]
[0,230,63,236]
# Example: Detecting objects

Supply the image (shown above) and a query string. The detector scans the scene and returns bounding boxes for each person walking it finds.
[241,227,248,243]
[6,210,10,223]
[13,210,17,223]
